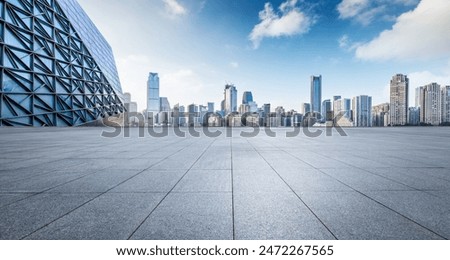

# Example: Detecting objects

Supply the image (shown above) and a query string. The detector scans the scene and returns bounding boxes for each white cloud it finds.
[355,0,450,61]
[408,70,450,88]
[338,34,361,52]
[337,0,419,25]
[249,0,312,49]
[162,0,187,16]
[230,62,239,69]
[160,69,207,105]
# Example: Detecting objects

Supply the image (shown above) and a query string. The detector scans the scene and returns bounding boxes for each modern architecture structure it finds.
[390,74,409,126]
[372,103,390,127]
[301,103,311,115]
[352,95,372,127]
[242,91,253,105]
[322,99,332,122]
[310,75,322,115]
[0,0,125,126]
[207,102,214,113]
[224,84,237,115]
[147,72,160,121]
[442,86,450,124]
[419,83,441,126]
[408,107,420,126]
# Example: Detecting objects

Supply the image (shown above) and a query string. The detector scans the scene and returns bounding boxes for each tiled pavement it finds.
[0,127,449,240]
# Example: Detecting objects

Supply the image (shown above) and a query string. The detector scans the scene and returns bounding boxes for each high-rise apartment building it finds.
[419,83,441,126]
[442,86,450,124]
[352,95,372,127]
[322,99,332,122]
[372,103,390,127]
[310,75,322,115]
[147,73,160,120]
[0,0,125,126]
[224,84,237,115]
[390,74,409,126]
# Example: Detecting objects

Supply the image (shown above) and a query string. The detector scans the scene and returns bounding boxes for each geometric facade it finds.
[0,0,125,126]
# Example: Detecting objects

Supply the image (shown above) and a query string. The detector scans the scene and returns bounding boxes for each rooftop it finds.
[0,127,449,240]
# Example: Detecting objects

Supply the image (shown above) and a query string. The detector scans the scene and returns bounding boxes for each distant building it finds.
[372,103,390,127]
[310,75,322,115]
[242,91,254,105]
[419,83,441,126]
[352,95,372,127]
[208,102,215,113]
[224,84,238,115]
[442,86,450,124]
[147,72,160,123]
[390,74,409,126]
[333,97,351,120]
[322,99,332,122]
[408,107,420,126]
[301,103,311,115]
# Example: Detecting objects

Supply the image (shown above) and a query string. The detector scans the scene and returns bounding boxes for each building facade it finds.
[390,74,409,126]
[352,95,372,127]
[420,83,441,126]
[242,91,253,105]
[224,84,237,115]
[372,103,390,127]
[0,0,125,126]
[310,75,322,115]
[322,99,332,122]
[147,72,160,121]
[442,86,450,124]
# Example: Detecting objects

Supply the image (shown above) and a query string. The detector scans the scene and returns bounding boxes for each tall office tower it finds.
[0,0,125,126]
[352,95,373,127]
[224,84,237,115]
[442,86,450,124]
[408,107,420,126]
[322,99,332,122]
[147,73,160,119]
[419,83,441,126]
[372,103,390,127]
[310,75,322,115]
[242,91,254,105]
[208,102,215,113]
[188,104,199,127]
[390,74,409,126]
[301,103,311,115]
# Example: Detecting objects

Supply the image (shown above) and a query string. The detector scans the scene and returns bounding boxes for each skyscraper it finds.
[0,0,125,126]
[301,103,311,115]
[322,99,332,122]
[442,86,450,124]
[224,84,237,115]
[352,95,373,127]
[310,75,322,115]
[242,91,254,105]
[147,73,160,120]
[419,83,441,126]
[208,102,215,113]
[390,74,409,126]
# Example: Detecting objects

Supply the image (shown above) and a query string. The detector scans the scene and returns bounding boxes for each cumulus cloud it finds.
[249,0,312,49]
[163,0,187,16]
[355,0,450,61]
[337,0,419,25]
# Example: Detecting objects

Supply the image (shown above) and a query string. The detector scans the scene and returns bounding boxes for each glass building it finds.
[242,91,253,105]
[310,75,322,115]
[224,84,237,115]
[147,72,160,118]
[0,0,125,126]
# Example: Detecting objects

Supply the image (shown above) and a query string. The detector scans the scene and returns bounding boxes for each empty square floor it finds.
[0,127,449,240]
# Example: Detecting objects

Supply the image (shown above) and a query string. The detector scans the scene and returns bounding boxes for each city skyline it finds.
[76,0,450,113]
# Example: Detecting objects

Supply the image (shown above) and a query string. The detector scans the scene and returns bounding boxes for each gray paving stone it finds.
[130,193,233,240]
[112,170,187,193]
[173,170,231,192]
[300,191,443,240]
[26,193,165,240]
[0,193,99,239]
[233,170,291,193]
[234,192,336,240]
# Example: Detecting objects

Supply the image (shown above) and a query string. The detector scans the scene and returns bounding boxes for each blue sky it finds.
[77,0,450,112]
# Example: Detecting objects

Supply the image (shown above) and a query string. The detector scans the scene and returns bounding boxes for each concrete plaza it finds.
[0,127,449,240]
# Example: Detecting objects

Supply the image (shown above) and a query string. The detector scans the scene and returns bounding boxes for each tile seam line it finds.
[245,138,339,240]
[20,137,193,240]
[280,147,448,240]
[126,138,218,240]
